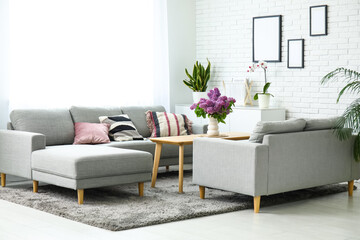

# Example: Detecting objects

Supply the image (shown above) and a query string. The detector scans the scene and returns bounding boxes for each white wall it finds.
[0,0,9,129]
[196,0,360,118]
[167,0,196,112]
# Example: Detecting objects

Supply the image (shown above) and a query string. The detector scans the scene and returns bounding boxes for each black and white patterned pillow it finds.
[99,115,144,141]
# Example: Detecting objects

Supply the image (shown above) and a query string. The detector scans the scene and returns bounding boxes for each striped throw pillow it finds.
[146,111,192,137]
[99,115,144,141]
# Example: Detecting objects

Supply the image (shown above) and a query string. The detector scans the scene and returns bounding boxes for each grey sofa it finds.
[0,105,205,204]
[193,118,360,213]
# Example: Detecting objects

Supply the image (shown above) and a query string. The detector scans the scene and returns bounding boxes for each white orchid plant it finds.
[247,60,274,100]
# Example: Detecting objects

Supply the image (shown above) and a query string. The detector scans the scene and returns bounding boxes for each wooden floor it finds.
[0,179,359,239]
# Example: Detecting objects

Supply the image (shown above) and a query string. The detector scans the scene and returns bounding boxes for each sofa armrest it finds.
[0,130,46,179]
[193,138,269,196]
[192,124,208,134]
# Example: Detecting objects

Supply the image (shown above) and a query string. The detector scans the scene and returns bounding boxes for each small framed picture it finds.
[253,15,282,62]
[287,39,304,69]
[310,5,328,36]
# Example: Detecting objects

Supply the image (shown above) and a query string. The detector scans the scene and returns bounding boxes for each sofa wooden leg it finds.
[199,186,205,199]
[254,196,261,213]
[165,166,169,171]
[348,180,354,196]
[138,182,144,197]
[33,181,38,193]
[1,173,6,187]
[77,189,84,204]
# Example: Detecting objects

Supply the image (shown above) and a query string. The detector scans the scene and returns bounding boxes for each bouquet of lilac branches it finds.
[190,87,236,123]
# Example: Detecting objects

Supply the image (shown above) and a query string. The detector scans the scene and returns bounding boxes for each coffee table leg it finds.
[179,144,184,193]
[151,143,163,188]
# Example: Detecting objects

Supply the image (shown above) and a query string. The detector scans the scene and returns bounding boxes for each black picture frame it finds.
[252,15,282,62]
[287,39,304,69]
[310,5,328,36]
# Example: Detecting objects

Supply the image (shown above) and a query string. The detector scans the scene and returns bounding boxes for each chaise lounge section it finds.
[31,145,152,204]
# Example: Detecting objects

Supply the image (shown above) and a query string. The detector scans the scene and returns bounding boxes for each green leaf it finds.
[183,80,191,86]
[263,82,271,93]
[183,80,196,91]
[192,64,197,80]
[205,59,211,77]
[332,98,360,162]
[254,93,258,100]
[336,81,360,103]
[185,69,194,81]
[321,67,360,85]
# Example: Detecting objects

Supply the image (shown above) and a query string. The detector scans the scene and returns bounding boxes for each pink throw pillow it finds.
[74,122,110,144]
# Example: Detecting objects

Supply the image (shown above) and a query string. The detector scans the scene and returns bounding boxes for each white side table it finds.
[175,104,286,133]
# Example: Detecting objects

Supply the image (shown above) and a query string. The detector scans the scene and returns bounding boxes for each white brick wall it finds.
[196,0,360,118]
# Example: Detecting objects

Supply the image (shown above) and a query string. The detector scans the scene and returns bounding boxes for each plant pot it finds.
[207,116,219,136]
[258,94,271,109]
[193,92,208,103]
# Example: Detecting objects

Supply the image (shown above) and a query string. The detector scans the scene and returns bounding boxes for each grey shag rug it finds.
[0,171,354,231]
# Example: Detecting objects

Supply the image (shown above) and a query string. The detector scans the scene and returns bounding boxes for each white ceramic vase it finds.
[207,116,219,136]
[192,92,208,103]
[258,94,270,109]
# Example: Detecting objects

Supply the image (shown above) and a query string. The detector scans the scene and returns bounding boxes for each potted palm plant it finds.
[183,59,211,103]
[321,67,360,161]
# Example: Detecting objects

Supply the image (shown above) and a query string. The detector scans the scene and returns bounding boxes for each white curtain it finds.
[8,0,169,110]
[153,0,170,111]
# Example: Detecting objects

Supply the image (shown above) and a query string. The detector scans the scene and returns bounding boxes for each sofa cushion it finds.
[73,122,110,144]
[249,118,306,143]
[304,117,340,131]
[121,106,166,138]
[10,109,74,146]
[70,106,123,123]
[102,139,193,158]
[31,145,152,179]
[99,115,144,141]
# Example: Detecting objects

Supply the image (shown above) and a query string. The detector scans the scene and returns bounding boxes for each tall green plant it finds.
[183,59,211,92]
[321,67,360,161]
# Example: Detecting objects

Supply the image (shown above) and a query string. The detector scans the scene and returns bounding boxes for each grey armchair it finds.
[193,129,360,213]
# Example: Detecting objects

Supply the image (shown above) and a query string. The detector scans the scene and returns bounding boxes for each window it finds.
[9,0,165,109]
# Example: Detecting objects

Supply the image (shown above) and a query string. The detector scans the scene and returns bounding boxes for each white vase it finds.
[258,94,270,109]
[207,116,219,136]
[192,92,208,103]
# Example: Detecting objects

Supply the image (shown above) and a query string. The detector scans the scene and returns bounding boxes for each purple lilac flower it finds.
[228,97,236,103]
[207,88,221,101]
[206,107,215,114]
[190,87,236,117]
[199,103,207,109]
[190,103,197,110]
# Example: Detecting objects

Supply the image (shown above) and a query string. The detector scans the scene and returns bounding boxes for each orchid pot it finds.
[257,94,271,109]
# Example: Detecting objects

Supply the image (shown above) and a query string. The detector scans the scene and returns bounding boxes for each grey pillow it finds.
[249,118,306,143]
[304,117,341,131]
